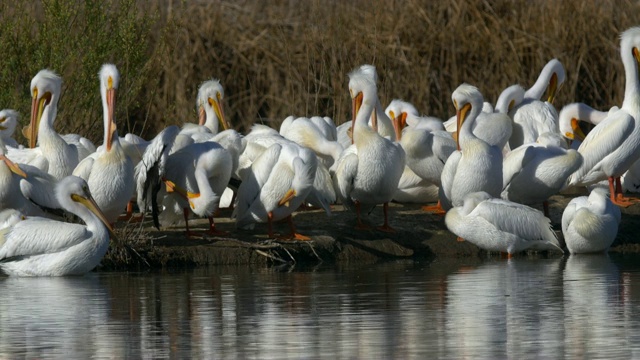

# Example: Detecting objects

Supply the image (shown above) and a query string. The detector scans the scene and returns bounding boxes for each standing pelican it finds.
[439,84,503,211]
[7,70,81,180]
[72,64,134,224]
[445,191,562,257]
[0,176,115,276]
[562,189,621,254]
[178,79,230,147]
[567,27,640,206]
[333,66,405,230]
[234,142,317,240]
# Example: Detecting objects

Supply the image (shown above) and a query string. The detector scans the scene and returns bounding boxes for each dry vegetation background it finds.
[1,0,639,143]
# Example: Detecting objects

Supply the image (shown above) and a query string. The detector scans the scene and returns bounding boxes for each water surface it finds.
[1,255,640,359]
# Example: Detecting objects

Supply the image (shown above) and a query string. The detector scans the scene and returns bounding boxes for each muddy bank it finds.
[98,193,640,270]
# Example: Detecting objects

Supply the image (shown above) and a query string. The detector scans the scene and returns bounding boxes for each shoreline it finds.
[98,194,640,271]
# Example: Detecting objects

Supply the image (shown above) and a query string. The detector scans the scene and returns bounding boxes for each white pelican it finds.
[445,191,562,257]
[523,58,566,101]
[336,64,396,150]
[7,70,82,180]
[0,110,21,148]
[234,142,317,240]
[386,99,455,211]
[567,27,640,207]
[333,66,405,230]
[502,132,583,216]
[562,189,621,254]
[136,133,232,237]
[439,84,503,211]
[72,64,134,224]
[443,86,516,152]
[392,166,440,203]
[0,176,115,276]
[177,79,230,149]
[238,124,334,214]
[279,115,344,169]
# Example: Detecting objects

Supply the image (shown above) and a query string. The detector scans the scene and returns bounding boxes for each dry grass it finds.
[2,0,640,140]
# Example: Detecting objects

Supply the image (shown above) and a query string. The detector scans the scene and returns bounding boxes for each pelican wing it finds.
[18,164,60,211]
[233,143,283,221]
[502,145,537,190]
[570,110,634,184]
[432,131,457,164]
[135,125,180,213]
[470,198,557,243]
[72,155,96,182]
[62,133,96,161]
[440,150,461,209]
[6,147,48,172]
[0,218,90,260]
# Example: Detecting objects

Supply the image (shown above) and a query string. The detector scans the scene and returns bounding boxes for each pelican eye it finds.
[453,99,458,109]
[32,87,38,98]
[208,97,215,107]
[389,111,395,119]
[108,76,113,90]
[216,92,222,101]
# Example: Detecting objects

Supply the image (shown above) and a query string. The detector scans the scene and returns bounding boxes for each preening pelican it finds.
[386,99,455,211]
[234,142,317,240]
[445,191,562,256]
[502,132,583,216]
[151,140,232,237]
[439,84,503,211]
[567,27,640,206]
[0,110,21,149]
[72,64,134,224]
[279,115,344,169]
[0,176,115,276]
[333,66,405,230]
[523,58,566,101]
[562,189,621,254]
[7,70,82,180]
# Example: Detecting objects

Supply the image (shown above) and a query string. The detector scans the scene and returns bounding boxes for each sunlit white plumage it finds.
[445,191,562,255]
[234,142,317,239]
[568,32,640,207]
[333,66,405,229]
[440,84,502,210]
[0,176,114,276]
[502,132,583,212]
[72,64,134,223]
[562,189,621,254]
[7,70,81,180]
[280,115,344,169]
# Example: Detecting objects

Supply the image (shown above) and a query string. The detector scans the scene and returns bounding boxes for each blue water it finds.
[0,255,639,359]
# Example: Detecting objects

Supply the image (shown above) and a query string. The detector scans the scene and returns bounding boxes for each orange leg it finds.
[183,208,197,238]
[610,176,637,207]
[267,212,275,238]
[377,202,395,232]
[422,200,446,215]
[280,215,311,241]
[118,201,144,223]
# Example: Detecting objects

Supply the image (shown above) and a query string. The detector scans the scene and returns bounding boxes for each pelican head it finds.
[0,109,19,135]
[386,99,418,140]
[451,83,483,149]
[543,59,566,104]
[99,64,119,152]
[558,103,589,142]
[28,69,62,148]
[348,65,379,143]
[56,175,116,238]
[620,27,640,88]
[495,84,525,114]
[196,79,229,133]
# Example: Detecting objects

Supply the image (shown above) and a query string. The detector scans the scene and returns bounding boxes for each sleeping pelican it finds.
[234,142,317,240]
[333,65,405,230]
[7,70,81,180]
[567,27,640,206]
[439,84,503,211]
[502,132,583,216]
[562,188,621,254]
[445,191,562,257]
[0,176,115,276]
[72,64,134,224]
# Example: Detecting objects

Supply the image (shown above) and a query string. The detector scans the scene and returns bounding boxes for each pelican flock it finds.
[2,26,640,276]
